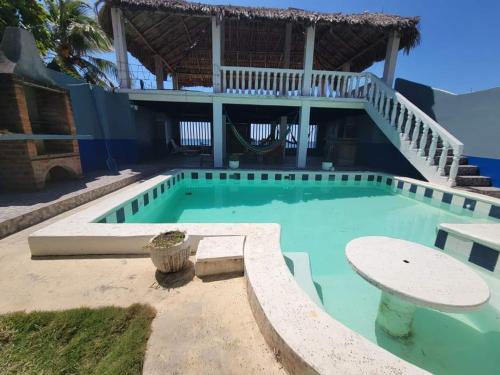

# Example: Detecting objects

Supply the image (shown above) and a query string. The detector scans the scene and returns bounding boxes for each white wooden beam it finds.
[110,7,131,89]
[301,26,315,96]
[296,103,311,168]
[211,16,222,93]
[212,100,223,167]
[382,31,401,87]
[154,55,164,90]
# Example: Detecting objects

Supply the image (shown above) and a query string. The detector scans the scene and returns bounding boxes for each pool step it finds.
[283,252,323,308]
[194,236,245,278]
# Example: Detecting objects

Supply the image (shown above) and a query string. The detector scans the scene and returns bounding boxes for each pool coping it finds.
[28,169,500,374]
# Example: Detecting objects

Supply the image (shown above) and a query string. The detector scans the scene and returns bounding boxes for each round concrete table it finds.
[345,236,490,337]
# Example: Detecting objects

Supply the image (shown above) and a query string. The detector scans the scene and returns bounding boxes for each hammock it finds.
[225,112,292,155]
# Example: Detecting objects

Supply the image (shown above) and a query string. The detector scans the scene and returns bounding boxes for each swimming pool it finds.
[31,169,500,374]
[92,170,500,375]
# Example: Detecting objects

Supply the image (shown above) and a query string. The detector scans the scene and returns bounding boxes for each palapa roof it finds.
[99,0,420,87]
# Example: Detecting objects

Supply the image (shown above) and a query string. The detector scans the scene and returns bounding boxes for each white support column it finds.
[110,7,130,89]
[211,16,222,93]
[382,31,401,87]
[283,23,292,68]
[301,26,315,96]
[222,114,227,162]
[212,100,223,167]
[154,55,164,90]
[296,104,311,168]
[172,74,179,90]
[280,115,287,159]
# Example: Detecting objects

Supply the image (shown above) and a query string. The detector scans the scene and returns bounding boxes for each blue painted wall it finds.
[48,70,141,173]
[395,78,500,187]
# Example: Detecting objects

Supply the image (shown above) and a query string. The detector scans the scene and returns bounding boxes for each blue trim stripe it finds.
[116,207,125,223]
[489,206,500,219]
[469,243,499,272]
[442,193,452,204]
[463,198,476,211]
[409,184,417,193]
[397,181,404,189]
[424,188,433,198]
[434,229,448,250]
[132,199,138,214]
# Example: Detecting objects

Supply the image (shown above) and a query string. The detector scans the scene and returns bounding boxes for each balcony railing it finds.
[220,66,374,99]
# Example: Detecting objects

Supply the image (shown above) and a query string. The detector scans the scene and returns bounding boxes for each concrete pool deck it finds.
[0,189,285,375]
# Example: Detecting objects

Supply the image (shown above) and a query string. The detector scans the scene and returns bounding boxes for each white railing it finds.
[365,73,464,185]
[310,71,373,99]
[217,66,464,185]
[221,66,304,96]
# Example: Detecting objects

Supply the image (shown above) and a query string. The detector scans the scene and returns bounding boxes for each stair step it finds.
[434,156,468,165]
[445,165,479,176]
[458,187,500,199]
[455,176,492,187]
[434,148,454,157]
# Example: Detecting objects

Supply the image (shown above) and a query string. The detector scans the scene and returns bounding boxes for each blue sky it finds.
[100,0,500,93]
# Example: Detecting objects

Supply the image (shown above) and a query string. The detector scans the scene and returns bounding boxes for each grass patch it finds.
[0,304,156,375]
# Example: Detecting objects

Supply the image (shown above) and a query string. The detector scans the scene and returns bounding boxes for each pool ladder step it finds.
[283,251,323,308]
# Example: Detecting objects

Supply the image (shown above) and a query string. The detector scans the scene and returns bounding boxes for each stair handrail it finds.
[365,73,464,185]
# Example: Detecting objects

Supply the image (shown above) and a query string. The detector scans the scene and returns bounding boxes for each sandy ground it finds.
[0,185,285,375]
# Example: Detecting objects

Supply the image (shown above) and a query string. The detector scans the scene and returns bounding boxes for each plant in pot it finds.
[229,154,240,169]
[145,231,190,273]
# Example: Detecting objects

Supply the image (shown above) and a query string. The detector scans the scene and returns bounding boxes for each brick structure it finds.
[0,73,82,191]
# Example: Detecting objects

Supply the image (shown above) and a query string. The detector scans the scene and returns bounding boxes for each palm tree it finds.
[45,0,116,87]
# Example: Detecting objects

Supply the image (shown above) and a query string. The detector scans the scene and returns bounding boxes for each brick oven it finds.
[0,27,82,191]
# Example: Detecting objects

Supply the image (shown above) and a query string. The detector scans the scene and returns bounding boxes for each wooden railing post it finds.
[211,16,222,93]
[110,7,130,88]
[301,26,315,96]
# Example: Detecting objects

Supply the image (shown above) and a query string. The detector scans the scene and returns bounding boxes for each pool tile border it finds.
[435,228,500,273]
[94,169,500,226]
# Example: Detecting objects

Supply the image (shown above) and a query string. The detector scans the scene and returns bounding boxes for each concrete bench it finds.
[195,236,245,277]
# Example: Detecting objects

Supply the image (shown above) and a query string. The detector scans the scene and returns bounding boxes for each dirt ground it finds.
[0,186,285,375]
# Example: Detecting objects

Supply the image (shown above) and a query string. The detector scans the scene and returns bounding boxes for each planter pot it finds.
[229,160,239,169]
[148,233,191,273]
[322,161,333,171]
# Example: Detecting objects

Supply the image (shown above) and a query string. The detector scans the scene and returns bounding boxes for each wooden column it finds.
[211,16,222,93]
[110,7,130,89]
[154,55,164,90]
[382,31,401,87]
[283,23,292,68]
[341,62,351,72]
[296,103,311,168]
[301,25,315,96]
[213,100,223,167]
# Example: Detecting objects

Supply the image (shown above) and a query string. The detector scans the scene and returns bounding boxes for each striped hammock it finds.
[226,114,291,155]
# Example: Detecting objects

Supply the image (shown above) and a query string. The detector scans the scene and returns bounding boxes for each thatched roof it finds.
[99,0,420,87]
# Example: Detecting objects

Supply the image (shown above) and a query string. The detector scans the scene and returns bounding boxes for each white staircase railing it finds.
[221,66,304,96]
[364,73,464,186]
[217,66,463,186]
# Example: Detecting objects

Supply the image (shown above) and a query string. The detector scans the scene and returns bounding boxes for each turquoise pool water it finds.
[127,179,500,374]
